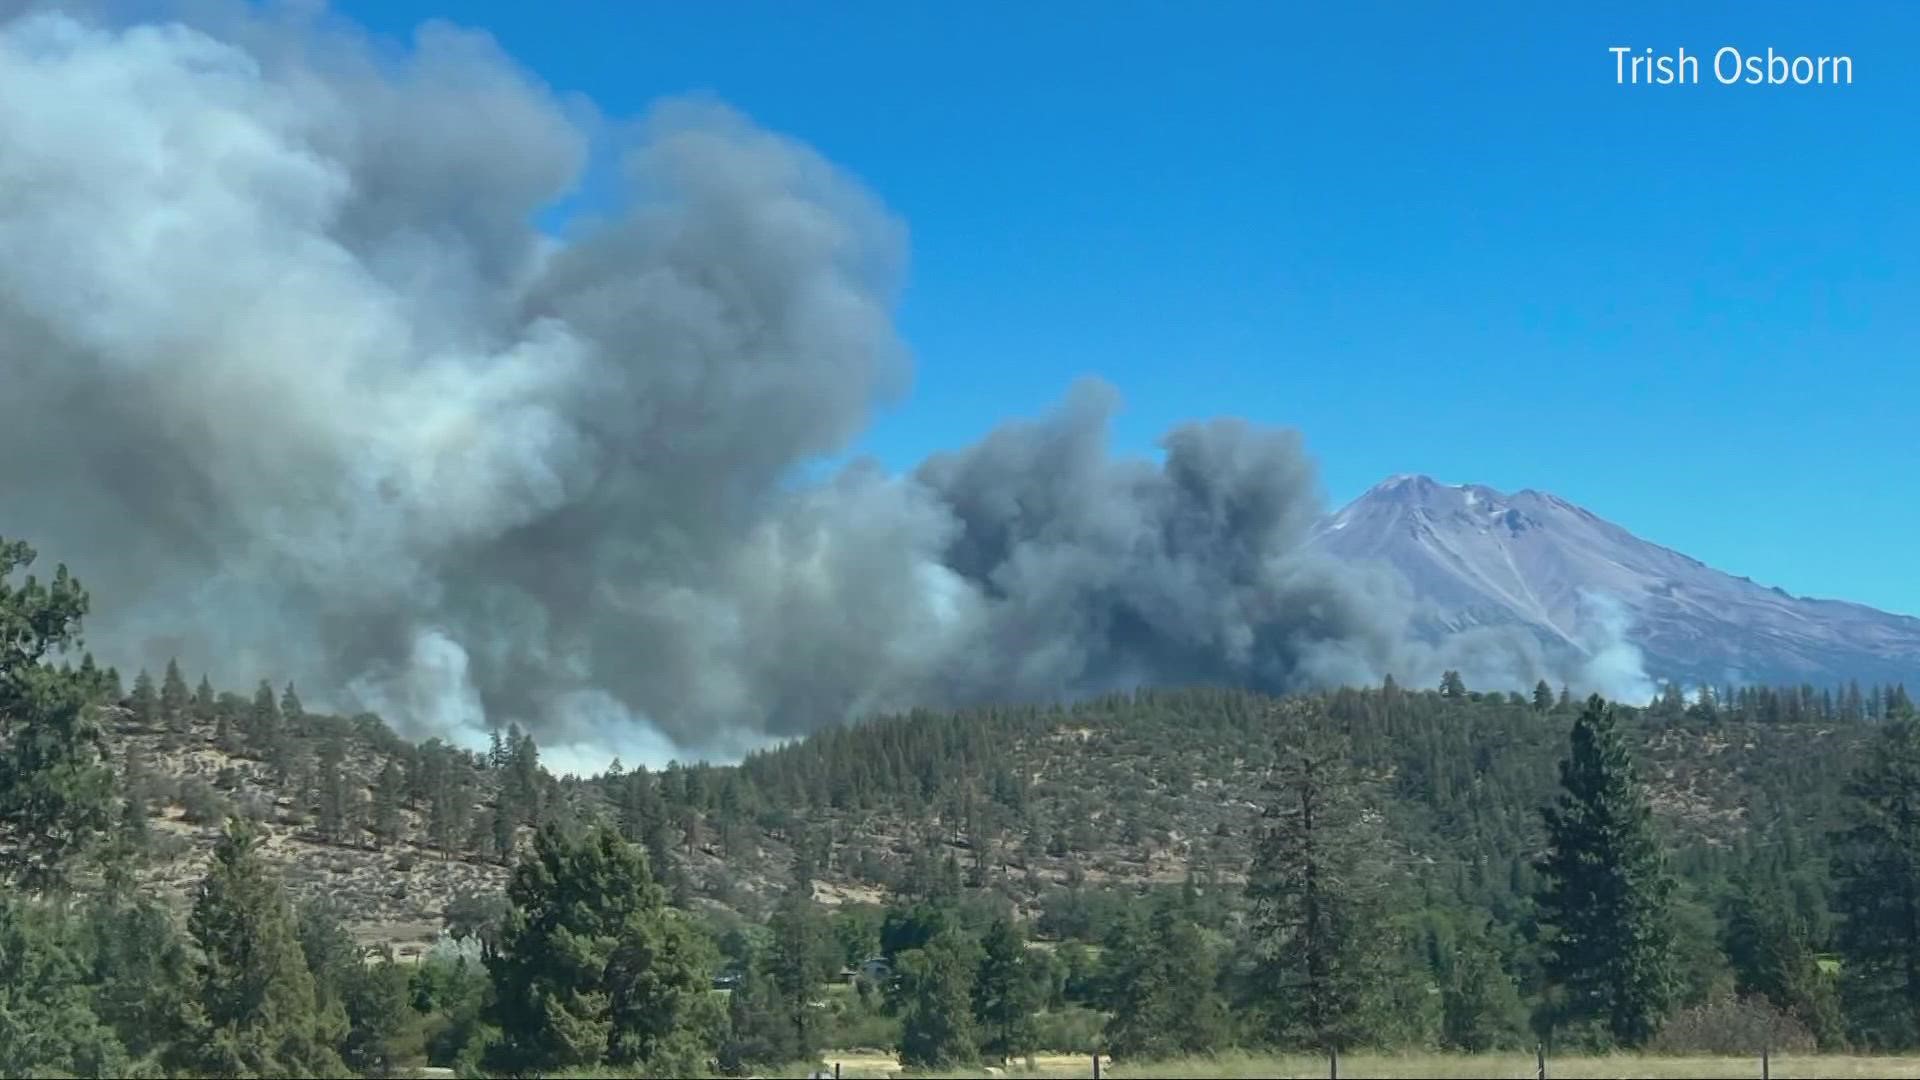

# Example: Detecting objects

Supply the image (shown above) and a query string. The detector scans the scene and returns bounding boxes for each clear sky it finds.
[328,0,1920,616]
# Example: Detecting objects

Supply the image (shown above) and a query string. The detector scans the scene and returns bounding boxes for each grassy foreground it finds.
[776,1049,1920,1079]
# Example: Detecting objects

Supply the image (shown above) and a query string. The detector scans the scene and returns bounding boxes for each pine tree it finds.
[429,768,468,857]
[293,899,356,1057]
[898,928,980,1069]
[371,760,404,845]
[160,659,191,739]
[484,825,716,1075]
[316,758,349,845]
[1436,923,1529,1052]
[1533,680,1556,712]
[279,682,303,732]
[718,963,792,1074]
[1103,901,1230,1059]
[767,863,831,1063]
[1722,869,1842,1046]
[130,668,158,728]
[1831,718,1920,1047]
[248,679,283,765]
[973,915,1039,1063]
[1536,695,1675,1046]
[0,898,131,1077]
[0,539,114,893]
[189,818,347,1077]
[194,674,217,724]
[75,651,100,700]
[491,800,517,861]
[507,730,542,827]
[339,949,420,1077]
[1244,702,1391,1052]
[86,892,204,1072]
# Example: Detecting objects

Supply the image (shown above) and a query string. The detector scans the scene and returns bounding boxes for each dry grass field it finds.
[782,1049,1920,1079]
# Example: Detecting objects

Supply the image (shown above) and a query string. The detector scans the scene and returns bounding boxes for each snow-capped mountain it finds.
[1309,474,1920,689]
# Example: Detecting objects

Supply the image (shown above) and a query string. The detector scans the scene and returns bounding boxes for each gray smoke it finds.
[0,4,1592,771]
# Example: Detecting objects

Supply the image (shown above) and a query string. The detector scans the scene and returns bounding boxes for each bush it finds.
[819,991,901,1052]
[1031,1006,1107,1053]
[177,779,230,825]
[1649,995,1816,1055]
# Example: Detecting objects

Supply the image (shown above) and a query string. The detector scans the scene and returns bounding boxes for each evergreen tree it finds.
[484,824,716,1076]
[160,659,191,738]
[0,898,130,1077]
[0,538,115,893]
[897,928,980,1069]
[189,818,347,1077]
[1831,718,1920,1047]
[130,668,157,727]
[1103,902,1230,1059]
[718,963,792,1074]
[86,892,204,1073]
[339,951,418,1078]
[1722,870,1843,1047]
[492,800,517,860]
[429,769,468,856]
[194,674,217,724]
[1433,919,1529,1052]
[292,899,356,1059]
[973,915,1040,1063]
[767,866,830,1062]
[1245,703,1391,1051]
[506,730,542,827]
[279,682,303,731]
[248,679,284,767]
[1536,695,1675,1046]
[1533,680,1556,712]
[371,760,404,844]
[316,753,350,844]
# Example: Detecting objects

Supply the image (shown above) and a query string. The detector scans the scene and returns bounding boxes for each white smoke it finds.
[1571,591,1658,704]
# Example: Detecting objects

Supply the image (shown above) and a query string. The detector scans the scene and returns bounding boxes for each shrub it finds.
[177,780,230,825]
[1649,995,1816,1055]
[1031,1006,1106,1053]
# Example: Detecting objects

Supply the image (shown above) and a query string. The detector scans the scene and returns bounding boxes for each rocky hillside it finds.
[105,704,510,959]
[96,677,1887,957]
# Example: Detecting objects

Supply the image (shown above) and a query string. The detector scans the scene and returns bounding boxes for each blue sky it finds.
[332,0,1920,616]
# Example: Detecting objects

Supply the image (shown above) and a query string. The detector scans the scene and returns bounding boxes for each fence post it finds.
[834,1063,842,1080]
[1761,1046,1770,1080]
[1536,1042,1547,1080]
[1329,1046,1339,1079]
[1093,1051,1101,1080]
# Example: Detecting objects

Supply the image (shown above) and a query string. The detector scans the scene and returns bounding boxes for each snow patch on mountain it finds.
[1310,476,1920,689]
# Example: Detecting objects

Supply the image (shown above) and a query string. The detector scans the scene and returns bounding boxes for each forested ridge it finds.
[5,534,1920,1077]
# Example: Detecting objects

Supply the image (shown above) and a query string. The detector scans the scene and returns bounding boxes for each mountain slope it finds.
[1310,474,1920,688]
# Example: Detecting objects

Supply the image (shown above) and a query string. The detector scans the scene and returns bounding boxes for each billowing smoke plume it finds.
[0,4,1620,770]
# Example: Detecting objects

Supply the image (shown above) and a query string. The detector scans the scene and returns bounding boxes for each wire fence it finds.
[806,1043,1811,1079]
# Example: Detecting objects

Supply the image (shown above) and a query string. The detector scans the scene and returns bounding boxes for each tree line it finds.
[7,534,1920,1076]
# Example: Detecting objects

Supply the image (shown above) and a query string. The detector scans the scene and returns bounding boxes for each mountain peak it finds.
[1370,473,1444,495]
[1313,474,1920,688]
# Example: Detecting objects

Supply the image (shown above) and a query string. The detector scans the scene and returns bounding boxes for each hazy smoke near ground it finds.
[0,4,1633,770]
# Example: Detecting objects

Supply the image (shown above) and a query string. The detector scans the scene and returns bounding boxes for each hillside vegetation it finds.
[4,533,1920,1078]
